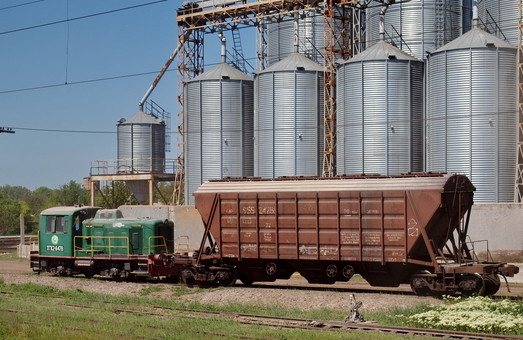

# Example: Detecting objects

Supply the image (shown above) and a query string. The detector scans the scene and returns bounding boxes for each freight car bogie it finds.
[181,263,237,288]
[409,267,509,296]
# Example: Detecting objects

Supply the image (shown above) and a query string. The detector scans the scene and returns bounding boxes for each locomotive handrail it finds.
[74,236,130,258]
[148,236,168,254]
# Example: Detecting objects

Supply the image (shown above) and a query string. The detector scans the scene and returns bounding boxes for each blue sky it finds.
[0,0,253,190]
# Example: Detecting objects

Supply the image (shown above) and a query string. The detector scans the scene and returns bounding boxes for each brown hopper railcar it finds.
[180,173,518,295]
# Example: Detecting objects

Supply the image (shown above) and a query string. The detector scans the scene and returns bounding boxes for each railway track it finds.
[4,296,521,340]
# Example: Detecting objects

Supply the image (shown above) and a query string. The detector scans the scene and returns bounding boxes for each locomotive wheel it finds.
[482,274,501,296]
[83,271,95,279]
[459,273,485,297]
[410,271,433,296]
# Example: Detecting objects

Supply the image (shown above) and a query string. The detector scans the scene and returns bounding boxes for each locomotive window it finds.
[55,216,66,233]
[46,216,56,233]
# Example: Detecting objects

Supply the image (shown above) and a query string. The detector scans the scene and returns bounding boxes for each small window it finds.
[55,216,66,233]
[46,216,56,233]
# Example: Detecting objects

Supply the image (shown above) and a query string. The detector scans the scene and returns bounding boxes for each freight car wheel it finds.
[482,274,501,296]
[410,271,433,296]
[266,263,277,276]
[326,265,338,278]
[238,274,253,286]
[459,273,485,297]
[342,265,355,280]
[217,269,237,287]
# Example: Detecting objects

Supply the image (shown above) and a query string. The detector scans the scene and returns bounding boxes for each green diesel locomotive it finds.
[30,206,177,279]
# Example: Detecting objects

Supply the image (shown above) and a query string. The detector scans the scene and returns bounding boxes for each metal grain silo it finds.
[426,28,517,202]
[255,53,324,178]
[336,41,424,175]
[478,0,520,46]
[117,111,165,173]
[366,0,462,59]
[184,63,254,205]
[267,10,353,66]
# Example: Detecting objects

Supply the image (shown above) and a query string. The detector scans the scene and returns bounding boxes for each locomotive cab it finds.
[30,206,100,275]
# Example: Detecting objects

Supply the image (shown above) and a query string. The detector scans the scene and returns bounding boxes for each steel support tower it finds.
[174,0,383,195]
[516,0,523,201]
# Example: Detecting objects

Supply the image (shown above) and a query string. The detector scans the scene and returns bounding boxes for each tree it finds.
[95,181,138,208]
[0,185,31,201]
[52,180,89,206]
[0,197,28,235]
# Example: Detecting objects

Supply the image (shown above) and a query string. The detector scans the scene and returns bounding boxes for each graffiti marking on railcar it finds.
[319,246,339,256]
[299,245,318,255]
[240,244,258,252]
[407,219,419,237]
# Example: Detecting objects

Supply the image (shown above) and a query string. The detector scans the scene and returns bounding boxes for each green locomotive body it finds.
[31,206,176,279]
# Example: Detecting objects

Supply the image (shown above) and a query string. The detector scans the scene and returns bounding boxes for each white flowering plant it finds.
[401,296,523,335]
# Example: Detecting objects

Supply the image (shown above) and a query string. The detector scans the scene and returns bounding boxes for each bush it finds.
[402,296,523,335]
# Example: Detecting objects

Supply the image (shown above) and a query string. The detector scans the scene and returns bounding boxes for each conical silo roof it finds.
[190,62,252,81]
[257,52,324,73]
[345,40,421,63]
[434,28,515,52]
[121,111,164,125]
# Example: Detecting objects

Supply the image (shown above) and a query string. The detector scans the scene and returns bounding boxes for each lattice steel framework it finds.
[174,0,383,197]
[516,0,523,202]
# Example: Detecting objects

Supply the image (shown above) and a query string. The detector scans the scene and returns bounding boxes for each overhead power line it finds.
[0,0,167,36]
[0,0,44,11]
[9,126,114,134]
[0,127,15,134]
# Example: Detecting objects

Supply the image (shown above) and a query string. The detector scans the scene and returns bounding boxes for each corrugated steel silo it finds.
[336,41,424,175]
[267,10,347,66]
[184,63,254,205]
[478,0,521,46]
[426,28,517,202]
[255,53,324,178]
[366,0,462,59]
[117,111,165,173]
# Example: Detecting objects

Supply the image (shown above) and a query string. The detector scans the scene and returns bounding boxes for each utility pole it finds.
[0,127,15,134]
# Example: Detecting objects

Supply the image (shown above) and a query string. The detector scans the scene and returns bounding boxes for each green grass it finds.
[0,282,417,340]
[0,280,521,338]
[0,251,28,261]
